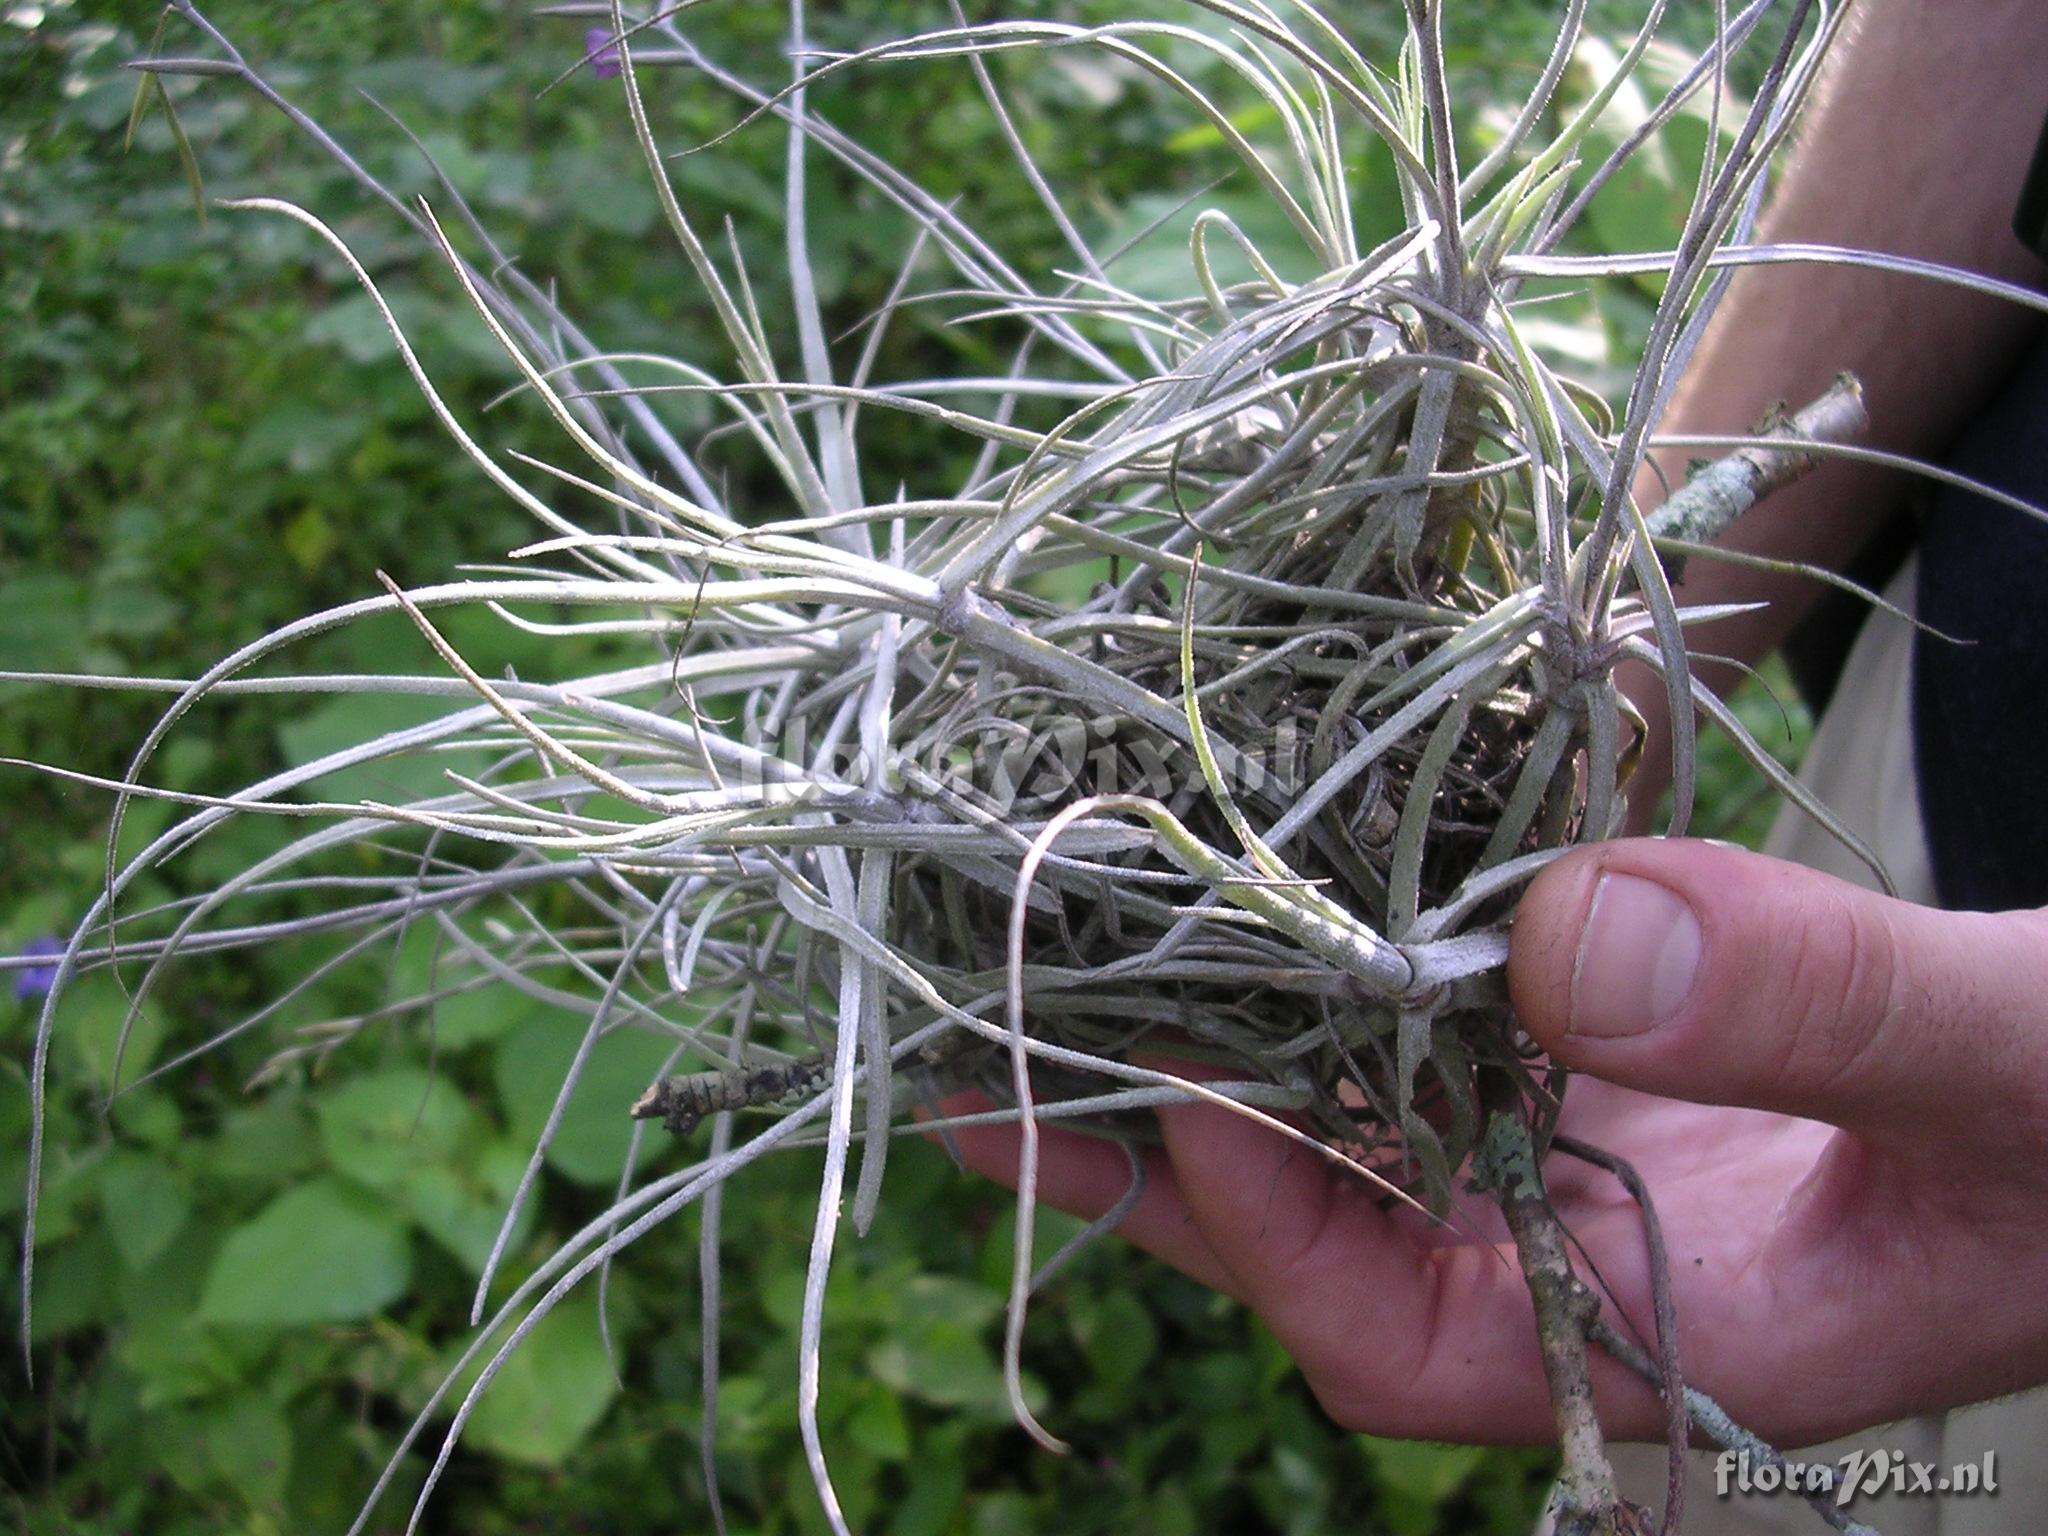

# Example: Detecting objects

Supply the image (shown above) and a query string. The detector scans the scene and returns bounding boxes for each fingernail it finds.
[1569,873,1702,1038]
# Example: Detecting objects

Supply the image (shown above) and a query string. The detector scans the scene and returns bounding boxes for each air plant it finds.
[24,1,2039,1533]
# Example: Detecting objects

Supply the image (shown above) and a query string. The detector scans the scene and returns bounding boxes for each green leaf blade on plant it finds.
[443,1291,621,1466]
[98,1149,192,1269]
[315,1067,481,1191]
[199,1179,412,1327]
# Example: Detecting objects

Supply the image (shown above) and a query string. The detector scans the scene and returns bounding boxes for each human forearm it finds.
[1630,0,2048,812]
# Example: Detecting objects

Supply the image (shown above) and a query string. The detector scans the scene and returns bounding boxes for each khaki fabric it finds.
[1581,561,2048,1533]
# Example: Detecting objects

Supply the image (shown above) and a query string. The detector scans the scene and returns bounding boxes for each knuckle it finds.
[1769,887,1903,1106]
[1980,907,2048,1138]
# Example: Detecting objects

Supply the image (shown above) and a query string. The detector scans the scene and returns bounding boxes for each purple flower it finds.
[13,935,62,1003]
[585,27,623,80]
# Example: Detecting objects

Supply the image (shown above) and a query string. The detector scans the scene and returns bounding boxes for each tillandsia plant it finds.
[21,1,2041,1533]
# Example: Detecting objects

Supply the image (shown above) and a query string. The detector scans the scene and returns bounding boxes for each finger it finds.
[1507,839,2048,1141]
[935,1093,1242,1297]
[1152,1076,1568,1441]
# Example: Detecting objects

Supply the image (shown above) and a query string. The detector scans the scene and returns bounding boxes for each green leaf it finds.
[232,402,365,474]
[0,573,91,672]
[400,1138,537,1275]
[116,1312,249,1409]
[1074,1289,1156,1392]
[352,60,507,114]
[789,1442,881,1536]
[977,1200,1083,1292]
[969,1492,1036,1536]
[1148,1487,1200,1536]
[887,1443,966,1536]
[148,1388,292,1510]
[1563,35,1744,288]
[200,1391,294,1508]
[866,1322,1024,1415]
[57,971,171,1096]
[274,690,473,804]
[29,1146,106,1249]
[1256,1435,1332,1536]
[200,1180,411,1326]
[302,287,442,366]
[208,1101,319,1185]
[491,1017,679,1186]
[1091,187,1318,302]
[125,11,172,152]
[550,150,660,237]
[124,71,158,154]
[282,507,337,572]
[114,1212,218,1326]
[315,1068,480,1191]
[286,1402,366,1533]
[111,1090,183,1150]
[449,1292,619,1466]
[1362,1436,1489,1536]
[99,1150,192,1268]
[88,580,179,641]
[890,1274,1003,1333]
[26,1227,120,1342]
[156,86,207,227]
[845,1386,910,1461]
[420,980,540,1052]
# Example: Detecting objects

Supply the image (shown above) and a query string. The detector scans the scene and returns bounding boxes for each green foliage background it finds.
[0,4,1803,1532]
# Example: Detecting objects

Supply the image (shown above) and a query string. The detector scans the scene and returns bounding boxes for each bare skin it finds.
[1625,0,2048,820]
[955,0,2048,1448]
[952,843,2048,1445]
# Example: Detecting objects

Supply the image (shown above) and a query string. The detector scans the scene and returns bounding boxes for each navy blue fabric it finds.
[1912,334,2048,912]
[2016,107,2048,261]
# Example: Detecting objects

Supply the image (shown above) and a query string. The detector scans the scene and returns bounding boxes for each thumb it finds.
[1506,839,2048,1137]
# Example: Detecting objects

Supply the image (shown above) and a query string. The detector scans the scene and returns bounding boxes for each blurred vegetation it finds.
[1,3,1800,1532]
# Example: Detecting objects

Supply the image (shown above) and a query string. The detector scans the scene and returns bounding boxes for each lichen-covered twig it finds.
[1589,1321,1881,1536]
[1475,1087,1644,1536]
[632,1058,829,1138]
[1556,1135,1687,1536]
[1646,374,1870,577]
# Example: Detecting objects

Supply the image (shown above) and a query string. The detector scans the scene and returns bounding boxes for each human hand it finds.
[950,839,2048,1446]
